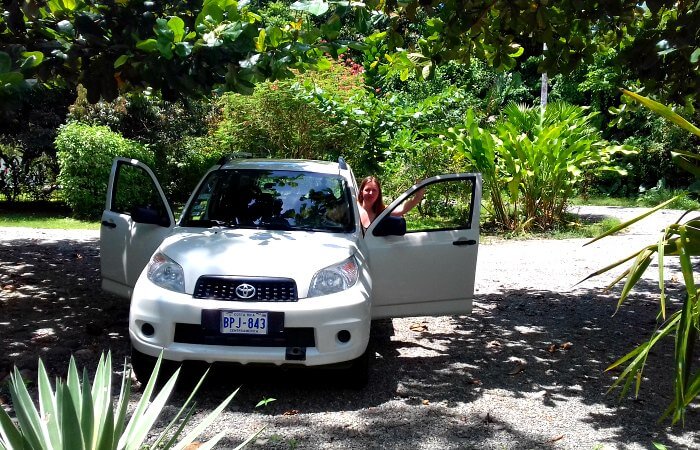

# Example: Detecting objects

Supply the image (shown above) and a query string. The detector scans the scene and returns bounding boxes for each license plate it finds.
[220,311,268,335]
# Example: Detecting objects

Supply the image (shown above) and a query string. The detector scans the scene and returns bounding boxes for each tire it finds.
[130,347,177,386]
[343,349,370,389]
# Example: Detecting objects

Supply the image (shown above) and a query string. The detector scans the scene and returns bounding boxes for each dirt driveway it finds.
[0,207,698,449]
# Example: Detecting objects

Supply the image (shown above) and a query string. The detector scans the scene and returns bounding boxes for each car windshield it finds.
[181,169,355,233]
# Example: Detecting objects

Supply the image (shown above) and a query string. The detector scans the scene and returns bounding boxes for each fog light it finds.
[337,330,351,343]
[141,323,155,337]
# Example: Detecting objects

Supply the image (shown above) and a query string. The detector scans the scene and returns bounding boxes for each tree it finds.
[0,0,343,102]
[2,1,698,107]
[368,1,699,107]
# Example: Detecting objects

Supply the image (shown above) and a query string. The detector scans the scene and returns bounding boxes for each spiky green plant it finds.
[584,90,700,425]
[0,352,258,449]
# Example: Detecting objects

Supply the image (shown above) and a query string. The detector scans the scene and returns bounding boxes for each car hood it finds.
[158,228,359,295]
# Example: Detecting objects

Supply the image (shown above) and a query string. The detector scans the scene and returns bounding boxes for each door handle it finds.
[453,239,476,246]
[101,220,117,229]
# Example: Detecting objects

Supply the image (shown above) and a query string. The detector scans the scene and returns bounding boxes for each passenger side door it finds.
[365,174,481,319]
[100,158,174,298]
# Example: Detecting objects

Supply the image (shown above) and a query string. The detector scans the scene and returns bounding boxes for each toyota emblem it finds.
[235,283,256,299]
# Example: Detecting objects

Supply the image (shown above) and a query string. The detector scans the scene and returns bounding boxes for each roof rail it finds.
[217,152,253,167]
[338,157,347,170]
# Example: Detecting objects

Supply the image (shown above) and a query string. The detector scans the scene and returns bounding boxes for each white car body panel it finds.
[100,157,481,369]
[160,228,358,297]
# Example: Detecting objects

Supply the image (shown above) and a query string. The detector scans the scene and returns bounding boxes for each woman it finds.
[357,176,425,230]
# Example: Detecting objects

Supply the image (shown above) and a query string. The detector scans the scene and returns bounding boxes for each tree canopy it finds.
[1,0,698,105]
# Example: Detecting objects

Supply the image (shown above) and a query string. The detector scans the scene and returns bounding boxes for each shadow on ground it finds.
[1,236,698,449]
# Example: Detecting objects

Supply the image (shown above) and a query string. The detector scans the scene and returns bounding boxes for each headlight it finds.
[308,256,359,297]
[146,252,185,293]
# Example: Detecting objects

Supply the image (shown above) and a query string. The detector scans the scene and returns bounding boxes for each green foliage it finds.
[636,186,700,210]
[447,102,631,230]
[586,91,700,425]
[68,89,216,204]
[55,123,154,220]
[0,352,242,450]
[0,0,353,101]
[210,64,364,164]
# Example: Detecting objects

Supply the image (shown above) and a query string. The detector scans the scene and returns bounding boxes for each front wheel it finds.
[343,349,370,389]
[130,347,178,386]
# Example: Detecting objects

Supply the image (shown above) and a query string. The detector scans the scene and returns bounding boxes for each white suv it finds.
[100,157,481,383]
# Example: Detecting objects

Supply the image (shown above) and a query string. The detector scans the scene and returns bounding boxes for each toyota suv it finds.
[100,157,481,383]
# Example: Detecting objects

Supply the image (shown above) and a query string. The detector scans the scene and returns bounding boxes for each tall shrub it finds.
[446,102,632,230]
[211,71,361,163]
[56,123,153,219]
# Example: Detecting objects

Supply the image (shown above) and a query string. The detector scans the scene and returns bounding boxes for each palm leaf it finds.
[622,89,700,137]
[584,195,682,246]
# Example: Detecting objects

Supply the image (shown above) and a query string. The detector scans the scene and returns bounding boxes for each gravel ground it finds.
[1,206,699,449]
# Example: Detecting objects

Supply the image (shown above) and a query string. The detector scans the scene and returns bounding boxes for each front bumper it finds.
[129,278,371,367]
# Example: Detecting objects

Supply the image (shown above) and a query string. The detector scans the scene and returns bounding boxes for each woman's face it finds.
[361,181,380,206]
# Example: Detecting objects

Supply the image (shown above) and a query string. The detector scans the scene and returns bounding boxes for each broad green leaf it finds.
[37,361,61,449]
[60,383,85,450]
[690,48,700,64]
[622,89,700,137]
[168,16,186,42]
[255,28,266,52]
[0,403,24,450]
[20,51,44,70]
[291,0,330,16]
[136,39,158,52]
[114,54,129,68]
[10,367,51,450]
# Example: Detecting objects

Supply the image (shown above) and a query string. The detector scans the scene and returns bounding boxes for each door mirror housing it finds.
[372,216,406,237]
[132,205,170,227]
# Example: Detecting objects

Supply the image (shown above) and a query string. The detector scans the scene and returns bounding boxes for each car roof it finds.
[220,158,343,175]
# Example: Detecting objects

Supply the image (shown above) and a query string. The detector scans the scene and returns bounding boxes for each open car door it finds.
[365,174,481,319]
[100,158,174,299]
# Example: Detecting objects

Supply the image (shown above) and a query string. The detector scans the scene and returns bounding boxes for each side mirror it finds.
[372,216,406,237]
[132,205,170,227]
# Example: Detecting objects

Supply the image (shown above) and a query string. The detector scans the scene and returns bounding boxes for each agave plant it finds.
[584,90,700,425]
[0,352,257,449]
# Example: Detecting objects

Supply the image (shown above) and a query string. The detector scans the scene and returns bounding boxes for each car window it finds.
[181,169,355,233]
[397,178,475,232]
[111,163,169,218]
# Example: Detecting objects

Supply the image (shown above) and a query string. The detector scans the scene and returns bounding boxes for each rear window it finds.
[181,169,355,233]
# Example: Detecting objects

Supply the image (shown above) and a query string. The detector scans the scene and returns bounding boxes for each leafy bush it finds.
[68,89,215,204]
[56,122,154,219]
[446,102,632,230]
[210,64,363,163]
[0,352,246,449]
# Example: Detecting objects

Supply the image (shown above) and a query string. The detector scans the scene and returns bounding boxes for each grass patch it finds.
[482,215,622,240]
[570,195,637,207]
[0,202,99,229]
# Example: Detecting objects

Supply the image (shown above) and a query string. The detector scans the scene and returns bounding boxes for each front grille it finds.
[193,276,297,302]
[174,323,315,347]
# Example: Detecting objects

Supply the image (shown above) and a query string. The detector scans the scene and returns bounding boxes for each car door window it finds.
[111,163,169,219]
[393,178,475,232]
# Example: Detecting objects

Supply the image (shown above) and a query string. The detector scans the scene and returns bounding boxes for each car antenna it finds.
[338,157,347,171]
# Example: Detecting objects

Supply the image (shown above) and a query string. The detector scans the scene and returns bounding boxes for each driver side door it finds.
[100,158,174,299]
